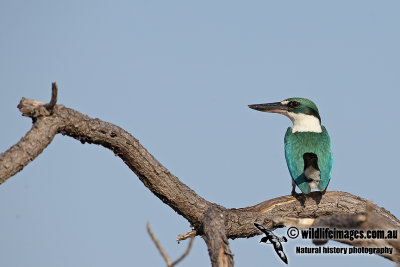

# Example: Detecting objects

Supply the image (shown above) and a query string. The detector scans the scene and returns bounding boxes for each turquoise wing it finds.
[284,126,332,194]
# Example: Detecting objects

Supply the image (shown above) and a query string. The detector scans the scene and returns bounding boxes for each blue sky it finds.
[0,1,399,266]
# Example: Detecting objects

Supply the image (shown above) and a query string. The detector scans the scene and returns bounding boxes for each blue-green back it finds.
[284,126,332,194]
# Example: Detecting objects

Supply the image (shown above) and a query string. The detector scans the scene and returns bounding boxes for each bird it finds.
[254,222,288,264]
[248,98,332,195]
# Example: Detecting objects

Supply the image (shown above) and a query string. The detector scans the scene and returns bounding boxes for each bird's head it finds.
[248,97,322,133]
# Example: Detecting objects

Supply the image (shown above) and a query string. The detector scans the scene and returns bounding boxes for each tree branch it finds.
[0,85,61,182]
[1,86,399,265]
[272,206,400,262]
[147,222,173,266]
[146,221,195,266]
[2,93,211,229]
[177,230,196,242]
[172,234,195,266]
[201,206,234,267]
[46,82,58,112]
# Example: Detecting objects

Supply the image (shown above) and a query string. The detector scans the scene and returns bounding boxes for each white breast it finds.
[286,112,322,133]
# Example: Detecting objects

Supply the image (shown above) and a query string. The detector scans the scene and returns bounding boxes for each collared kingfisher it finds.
[248,98,332,195]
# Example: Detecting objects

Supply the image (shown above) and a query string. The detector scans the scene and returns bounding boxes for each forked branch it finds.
[1,84,399,266]
[147,222,195,266]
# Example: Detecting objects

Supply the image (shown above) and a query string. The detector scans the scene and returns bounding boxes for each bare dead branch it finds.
[4,95,212,229]
[46,82,58,112]
[147,222,172,266]
[271,205,400,262]
[1,85,400,265]
[147,222,195,267]
[228,192,400,239]
[177,230,196,242]
[201,206,234,267]
[312,211,400,262]
[0,84,60,182]
[1,102,59,182]
[172,235,195,266]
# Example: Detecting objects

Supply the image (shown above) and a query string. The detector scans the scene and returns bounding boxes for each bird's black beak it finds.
[248,102,288,114]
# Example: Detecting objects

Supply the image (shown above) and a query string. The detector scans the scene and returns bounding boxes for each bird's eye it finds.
[287,101,300,108]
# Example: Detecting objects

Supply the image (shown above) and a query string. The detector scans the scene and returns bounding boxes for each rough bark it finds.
[1,88,399,266]
[201,206,234,267]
